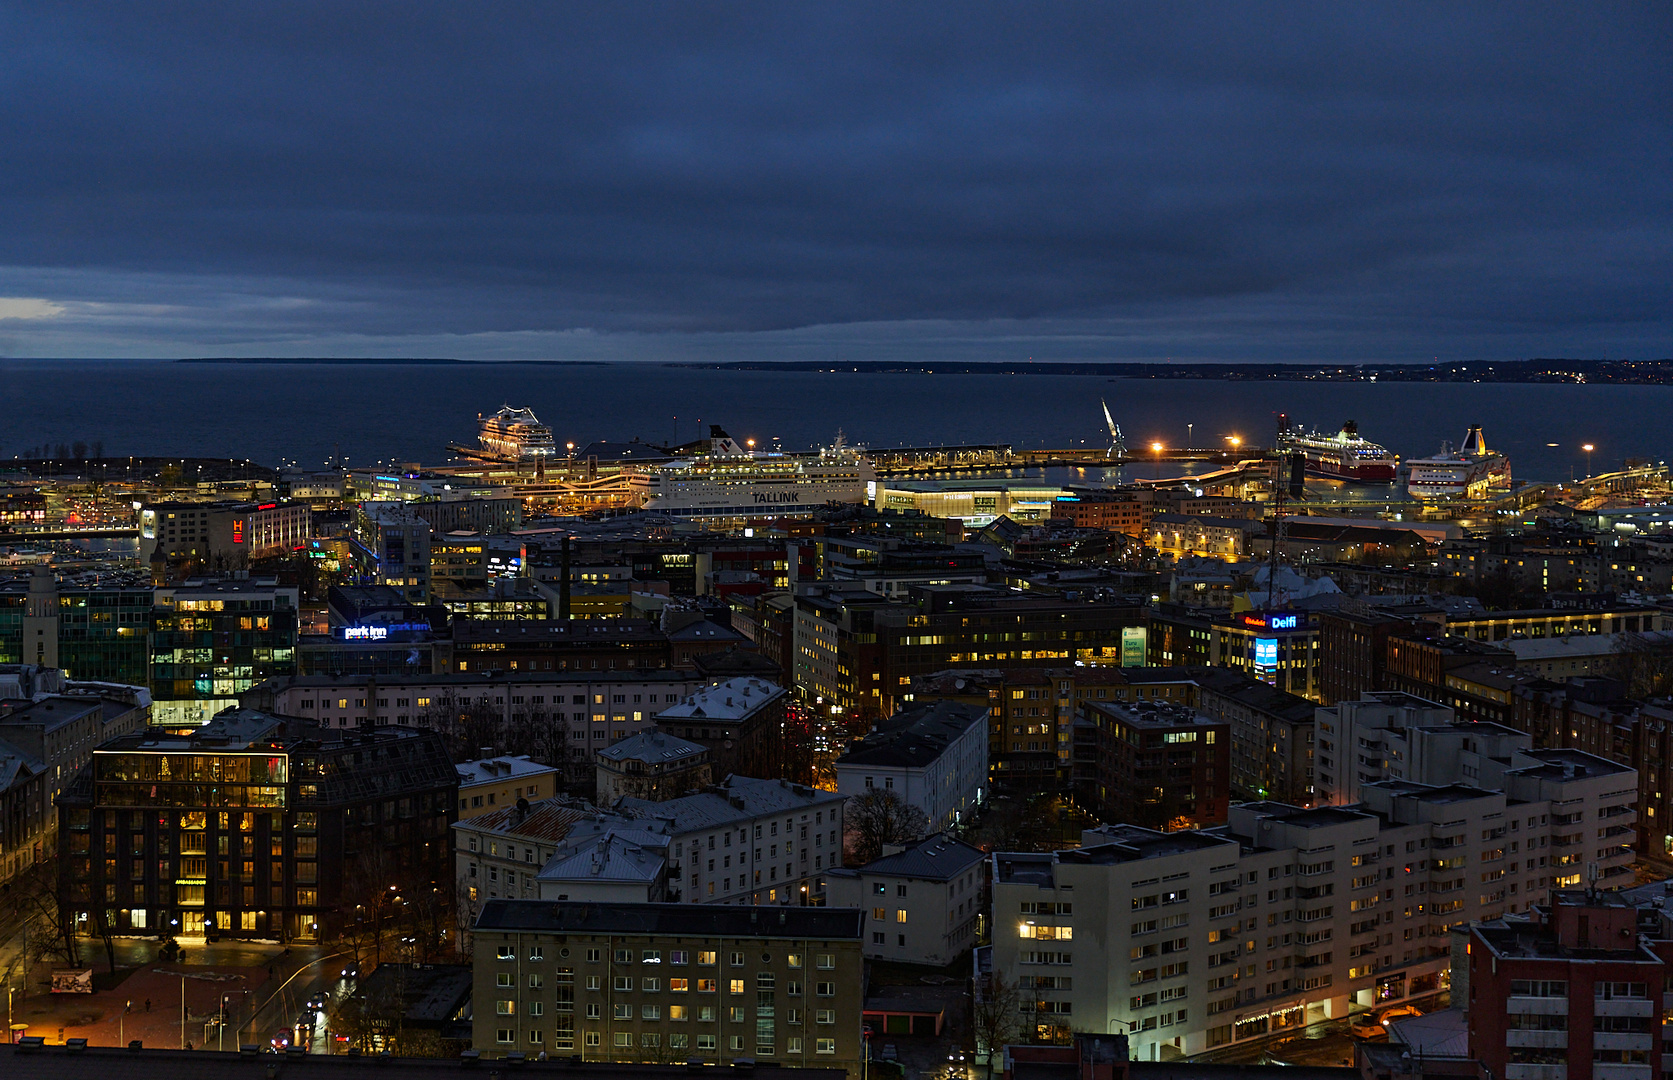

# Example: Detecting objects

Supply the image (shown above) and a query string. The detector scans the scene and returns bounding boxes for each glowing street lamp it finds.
[1583,443,1595,478]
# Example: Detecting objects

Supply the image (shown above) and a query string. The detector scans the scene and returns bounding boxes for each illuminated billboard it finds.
[1254,638,1278,668]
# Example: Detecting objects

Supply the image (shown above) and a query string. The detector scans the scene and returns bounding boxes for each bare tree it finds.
[844,789,930,865]
[1605,634,1673,700]
[971,970,1028,1078]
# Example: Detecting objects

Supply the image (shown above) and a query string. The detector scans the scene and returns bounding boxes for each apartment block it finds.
[1070,700,1229,831]
[834,700,988,833]
[245,670,710,791]
[1469,890,1671,1080]
[826,833,986,966]
[469,901,866,1076]
[990,755,1637,1062]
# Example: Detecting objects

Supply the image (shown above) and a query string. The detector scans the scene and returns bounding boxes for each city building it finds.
[431,533,532,585]
[654,678,788,782]
[1468,890,1670,1080]
[469,900,866,1075]
[0,684,151,839]
[909,666,1206,788]
[0,737,48,886]
[458,755,562,819]
[454,799,604,930]
[1193,672,1317,805]
[615,776,847,907]
[57,709,457,941]
[1147,514,1266,559]
[351,502,434,604]
[596,732,712,806]
[1070,699,1229,830]
[243,670,711,793]
[433,576,560,621]
[833,700,988,833]
[825,833,986,966]
[449,619,738,676]
[991,757,1638,1064]
[0,568,153,685]
[149,575,299,727]
[793,584,1147,721]
[139,499,311,567]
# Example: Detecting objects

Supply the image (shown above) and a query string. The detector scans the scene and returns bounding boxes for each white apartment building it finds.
[827,833,987,966]
[615,776,848,907]
[1314,691,1459,804]
[834,700,988,832]
[990,746,1636,1063]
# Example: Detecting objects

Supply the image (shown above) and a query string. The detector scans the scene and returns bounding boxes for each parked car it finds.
[1348,1014,1384,1040]
[881,1044,899,1061]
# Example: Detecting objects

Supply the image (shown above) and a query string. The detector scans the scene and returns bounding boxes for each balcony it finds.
[1506,1031,1568,1050]
[1595,1000,1655,1018]
[1504,1065,1566,1080]
[1593,1035,1653,1052]
[1592,1065,1650,1080]
[1505,997,1569,1016]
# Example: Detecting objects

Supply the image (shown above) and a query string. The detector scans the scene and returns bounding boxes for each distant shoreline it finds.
[173,357,611,366]
[126,356,1673,384]
[662,359,1673,383]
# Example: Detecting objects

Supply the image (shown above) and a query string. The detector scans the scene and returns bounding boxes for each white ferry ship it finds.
[630,426,873,523]
[1406,425,1511,501]
[1276,418,1399,482]
[478,406,559,460]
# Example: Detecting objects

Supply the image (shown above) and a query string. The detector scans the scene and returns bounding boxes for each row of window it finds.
[495,946,835,968]
[492,1030,838,1054]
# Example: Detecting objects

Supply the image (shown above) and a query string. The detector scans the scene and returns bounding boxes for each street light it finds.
[1582,443,1595,478]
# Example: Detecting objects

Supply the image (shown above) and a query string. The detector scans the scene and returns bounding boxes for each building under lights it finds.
[55,708,456,942]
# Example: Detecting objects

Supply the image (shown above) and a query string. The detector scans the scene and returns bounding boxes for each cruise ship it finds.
[630,426,873,523]
[478,406,559,460]
[1406,425,1512,500]
[1276,418,1399,482]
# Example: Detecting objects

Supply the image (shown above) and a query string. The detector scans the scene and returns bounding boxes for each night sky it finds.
[0,4,1667,362]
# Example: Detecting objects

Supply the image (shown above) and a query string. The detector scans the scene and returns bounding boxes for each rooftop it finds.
[453,798,593,844]
[616,775,843,834]
[1505,746,1633,780]
[832,833,985,882]
[536,834,665,885]
[457,755,560,786]
[835,699,987,769]
[597,730,707,765]
[473,900,864,940]
[655,678,785,721]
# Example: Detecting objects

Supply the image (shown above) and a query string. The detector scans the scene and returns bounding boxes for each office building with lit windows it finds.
[56,708,456,942]
[149,576,299,727]
[469,901,865,1076]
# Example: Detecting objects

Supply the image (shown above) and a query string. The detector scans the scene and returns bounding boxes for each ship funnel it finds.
[1461,425,1488,456]
[708,425,747,457]
[1340,420,1359,438]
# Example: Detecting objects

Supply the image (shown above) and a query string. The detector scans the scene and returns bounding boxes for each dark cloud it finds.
[0,2,1668,359]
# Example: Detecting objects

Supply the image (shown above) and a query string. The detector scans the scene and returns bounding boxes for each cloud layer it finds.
[0,3,1668,360]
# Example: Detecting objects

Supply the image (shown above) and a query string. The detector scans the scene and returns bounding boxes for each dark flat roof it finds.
[475,900,864,940]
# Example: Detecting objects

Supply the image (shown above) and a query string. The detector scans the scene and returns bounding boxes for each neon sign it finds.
[1242,612,1299,631]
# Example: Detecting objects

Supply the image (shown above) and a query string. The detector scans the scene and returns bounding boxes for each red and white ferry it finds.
[1276,419,1399,483]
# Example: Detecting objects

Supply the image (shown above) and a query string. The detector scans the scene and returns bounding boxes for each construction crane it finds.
[1102,399,1128,459]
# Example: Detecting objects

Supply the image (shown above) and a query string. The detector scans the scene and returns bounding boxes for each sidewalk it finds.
[7,937,319,1049]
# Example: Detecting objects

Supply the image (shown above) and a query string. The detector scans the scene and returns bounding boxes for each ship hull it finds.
[1299,455,1398,483]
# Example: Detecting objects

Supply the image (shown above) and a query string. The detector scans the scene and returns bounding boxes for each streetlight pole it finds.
[1583,443,1595,479]
[120,1000,129,1048]
[180,972,187,1050]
